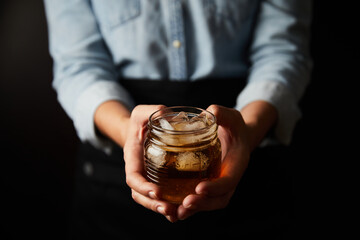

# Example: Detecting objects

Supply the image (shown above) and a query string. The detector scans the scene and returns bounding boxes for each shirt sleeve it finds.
[235,0,313,145]
[44,0,135,152]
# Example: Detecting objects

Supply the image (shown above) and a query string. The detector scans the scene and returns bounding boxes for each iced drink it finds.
[144,107,222,204]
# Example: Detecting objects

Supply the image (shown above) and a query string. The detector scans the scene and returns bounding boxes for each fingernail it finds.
[149,191,157,199]
[157,206,166,215]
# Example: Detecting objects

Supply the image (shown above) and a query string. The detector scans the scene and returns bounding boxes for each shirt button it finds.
[172,40,181,48]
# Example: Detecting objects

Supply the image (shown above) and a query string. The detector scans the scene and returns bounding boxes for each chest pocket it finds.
[91,0,141,30]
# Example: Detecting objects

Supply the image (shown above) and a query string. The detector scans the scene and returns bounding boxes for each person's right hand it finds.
[123,105,179,222]
[95,102,179,221]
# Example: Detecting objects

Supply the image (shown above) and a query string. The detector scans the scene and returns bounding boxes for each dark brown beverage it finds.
[144,107,222,204]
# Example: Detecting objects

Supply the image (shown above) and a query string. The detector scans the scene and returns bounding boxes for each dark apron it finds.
[70,79,293,239]
[120,78,245,108]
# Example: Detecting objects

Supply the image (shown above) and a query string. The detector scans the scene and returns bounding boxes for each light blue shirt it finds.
[44,0,312,152]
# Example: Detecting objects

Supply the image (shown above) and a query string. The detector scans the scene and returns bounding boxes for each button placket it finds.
[168,0,187,80]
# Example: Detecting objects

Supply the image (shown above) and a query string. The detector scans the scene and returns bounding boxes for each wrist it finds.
[94,100,131,148]
[240,101,277,151]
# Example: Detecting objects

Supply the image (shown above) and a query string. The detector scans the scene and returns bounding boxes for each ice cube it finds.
[171,112,208,131]
[175,151,209,171]
[171,111,189,122]
[159,118,174,130]
[172,121,189,131]
[185,120,207,131]
[171,112,189,131]
[174,117,207,132]
[190,113,208,126]
[146,145,166,166]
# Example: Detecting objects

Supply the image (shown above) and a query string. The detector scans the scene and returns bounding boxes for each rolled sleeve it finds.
[44,0,135,152]
[235,80,300,145]
[74,81,135,154]
[237,0,312,145]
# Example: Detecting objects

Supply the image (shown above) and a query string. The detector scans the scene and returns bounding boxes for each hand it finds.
[123,105,179,222]
[176,105,251,220]
[96,102,179,221]
[97,101,276,222]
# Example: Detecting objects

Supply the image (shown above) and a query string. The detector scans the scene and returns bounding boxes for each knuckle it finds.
[207,104,220,116]
[151,202,160,213]
[155,104,166,111]
[208,104,219,111]
[130,105,143,120]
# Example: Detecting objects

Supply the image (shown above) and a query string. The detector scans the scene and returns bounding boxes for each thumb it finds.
[195,175,237,197]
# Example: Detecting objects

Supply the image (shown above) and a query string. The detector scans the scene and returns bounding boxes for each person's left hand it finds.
[176,105,251,220]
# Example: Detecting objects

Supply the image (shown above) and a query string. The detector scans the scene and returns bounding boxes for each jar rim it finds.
[148,106,217,134]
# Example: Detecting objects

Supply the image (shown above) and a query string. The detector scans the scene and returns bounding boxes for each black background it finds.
[0,1,356,239]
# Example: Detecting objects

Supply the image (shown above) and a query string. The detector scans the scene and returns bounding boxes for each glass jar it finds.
[144,106,222,204]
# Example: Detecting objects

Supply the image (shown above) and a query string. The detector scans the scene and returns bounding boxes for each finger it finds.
[193,193,233,211]
[195,141,249,198]
[131,190,178,222]
[206,104,245,129]
[177,193,233,220]
[128,104,166,139]
[124,140,163,199]
[126,172,161,200]
[195,162,246,198]
[207,104,249,149]
[195,177,237,197]
[123,136,146,173]
[194,148,246,197]
[124,105,166,173]
[177,204,197,220]
[123,104,167,197]
[177,194,202,220]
